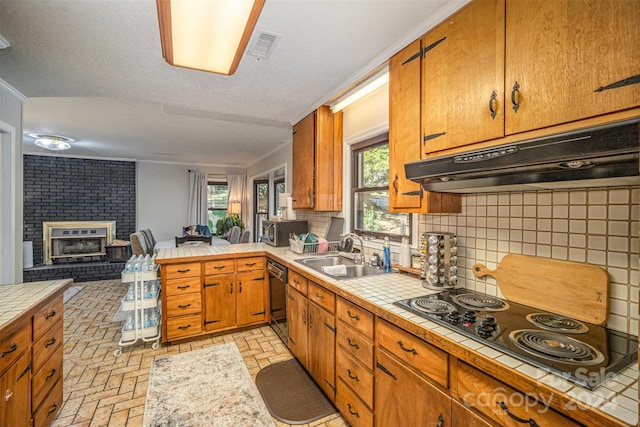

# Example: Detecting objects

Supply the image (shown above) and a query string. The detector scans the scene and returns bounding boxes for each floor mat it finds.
[255,358,336,425]
[143,343,275,427]
[63,286,84,304]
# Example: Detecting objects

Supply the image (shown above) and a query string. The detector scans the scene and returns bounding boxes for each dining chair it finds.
[239,229,251,243]
[228,226,242,244]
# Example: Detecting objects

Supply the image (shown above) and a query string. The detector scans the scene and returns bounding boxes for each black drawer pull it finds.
[244,262,256,266]
[176,269,191,273]
[178,324,192,330]
[45,337,56,348]
[177,285,191,290]
[177,304,191,309]
[346,310,359,321]
[213,265,226,270]
[511,81,520,112]
[397,340,417,355]
[45,310,56,320]
[47,402,58,417]
[497,401,539,427]
[1,343,17,358]
[315,293,325,300]
[347,369,359,381]
[45,369,56,381]
[347,403,359,417]
[347,338,359,349]
[489,90,498,119]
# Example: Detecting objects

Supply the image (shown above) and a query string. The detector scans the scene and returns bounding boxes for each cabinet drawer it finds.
[456,361,580,427]
[236,256,264,272]
[166,294,202,317]
[337,324,373,369]
[204,259,235,275]
[288,270,308,295]
[166,263,201,279]
[336,348,373,409]
[336,298,373,339]
[32,318,63,371]
[165,277,202,297]
[0,320,31,375]
[34,296,63,341]
[336,378,374,427]
[32,346,62,411]
[308,281,335,314]
[376,319,448,388]
[166,314,202,341]
[33,378,62,427]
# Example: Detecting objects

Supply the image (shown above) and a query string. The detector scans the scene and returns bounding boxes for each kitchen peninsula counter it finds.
[155,244,638,426]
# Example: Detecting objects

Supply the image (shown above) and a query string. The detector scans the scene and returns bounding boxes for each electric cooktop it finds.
[395,288,638,390]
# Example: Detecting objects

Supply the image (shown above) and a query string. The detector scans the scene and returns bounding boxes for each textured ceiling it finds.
[0,0,468,166]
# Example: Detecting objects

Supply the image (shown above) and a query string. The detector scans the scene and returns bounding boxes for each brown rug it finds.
[255,358,336,425]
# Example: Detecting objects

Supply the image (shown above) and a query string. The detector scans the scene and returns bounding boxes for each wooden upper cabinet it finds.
[291,106,342,211]
[505,0,640,134]
[389,40,462,214]
[421,0,505,154]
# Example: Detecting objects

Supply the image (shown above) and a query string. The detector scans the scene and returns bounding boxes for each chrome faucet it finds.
[341,233,365,264]
[370,252,382,268]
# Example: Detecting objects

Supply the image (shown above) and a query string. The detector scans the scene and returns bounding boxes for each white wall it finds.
[136,161,244,242]
[0,79,25,284]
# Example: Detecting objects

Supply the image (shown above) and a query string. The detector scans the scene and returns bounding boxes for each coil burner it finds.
[409,297,455,315]
[526,313,589,334]
[509,329,604,365]
[451,293,510,312]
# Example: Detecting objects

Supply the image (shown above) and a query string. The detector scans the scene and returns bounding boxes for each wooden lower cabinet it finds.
[336,377,374,427]
[204,273,236,331]
[307,300,336,400]
[236,270,267,326]
[0,351,31,426]
[375,349,451,427]
[287,287,308,366]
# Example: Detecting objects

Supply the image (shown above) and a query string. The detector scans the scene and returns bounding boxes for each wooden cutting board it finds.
[472,254,609,325]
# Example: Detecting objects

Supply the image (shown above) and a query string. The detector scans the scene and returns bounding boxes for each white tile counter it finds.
[156,243,639,426]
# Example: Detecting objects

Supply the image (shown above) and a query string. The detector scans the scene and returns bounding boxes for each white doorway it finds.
[0,121,19,284]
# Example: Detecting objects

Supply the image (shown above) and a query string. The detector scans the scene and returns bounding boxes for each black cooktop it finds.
[395,288,638,390]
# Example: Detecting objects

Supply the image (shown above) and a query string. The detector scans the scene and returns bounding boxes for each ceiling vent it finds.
[247,30,281,60]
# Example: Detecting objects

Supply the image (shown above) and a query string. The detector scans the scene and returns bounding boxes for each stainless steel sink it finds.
[295,255,391,280]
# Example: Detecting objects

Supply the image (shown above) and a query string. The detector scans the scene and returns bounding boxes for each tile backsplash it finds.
[422,186,639,335]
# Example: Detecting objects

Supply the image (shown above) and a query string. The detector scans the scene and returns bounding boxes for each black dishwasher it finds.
[266,259,288,345]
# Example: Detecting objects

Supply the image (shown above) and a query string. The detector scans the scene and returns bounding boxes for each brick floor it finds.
[53,279,348,427]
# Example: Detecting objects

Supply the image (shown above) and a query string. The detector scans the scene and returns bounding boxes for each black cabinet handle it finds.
[497,401,539,427]
[177,304,191,309]
[489,90,498,119]
[17,363,31,382]
[1,343,17,358]
[45,337,56,348]
[397,340,418,355]
[347,369,359,381]
[347,338,359,349]
[47,402,58,417]
[392,174,399,194]
[178,324,192,330]
[347,310,359,321]
[45,310,57,320]
[436,414,445,427]
[177,285,191,290]
[176,269,191,273]
[213,265,225,270]
[511,82,520,112]
[376,361,397,380]
[347,403,360,417]
[45,369,56,381]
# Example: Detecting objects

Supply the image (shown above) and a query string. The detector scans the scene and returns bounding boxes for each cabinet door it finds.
[422,0,505,154]
[0,352,31,426]
[308,301,336,402]
[287,287,308,367]
[375,350,451,427]
[315,106,341,212]
[236,270,267,326]
[203,273,236,331]
[389,39,424,211]
[505,0,640,134]
[291,112,315,209]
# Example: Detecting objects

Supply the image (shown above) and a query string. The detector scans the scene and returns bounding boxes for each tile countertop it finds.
[0,278,73,331]
[155,243,639,426]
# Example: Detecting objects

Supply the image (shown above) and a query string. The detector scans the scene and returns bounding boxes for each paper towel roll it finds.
[286,196,296,220]
[23,241,34,268]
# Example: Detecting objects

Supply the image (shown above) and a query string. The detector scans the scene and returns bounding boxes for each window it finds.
[254,180,269,241]
[207,182,228,230]
[274,178,286,216]
[352,134,409,241]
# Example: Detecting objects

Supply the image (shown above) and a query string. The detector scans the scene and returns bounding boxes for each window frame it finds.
[351,133,410,242]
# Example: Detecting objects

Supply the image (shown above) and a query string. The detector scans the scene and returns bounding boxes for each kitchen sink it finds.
[295,255,391,280]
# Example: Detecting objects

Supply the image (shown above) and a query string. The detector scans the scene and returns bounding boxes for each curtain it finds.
[187,170,208,226]
[227,174,247,221]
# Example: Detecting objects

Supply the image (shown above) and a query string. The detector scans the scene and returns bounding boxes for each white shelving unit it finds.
[114,267,162,356]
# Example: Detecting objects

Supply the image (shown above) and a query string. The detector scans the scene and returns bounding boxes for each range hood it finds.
[405,120,640,193]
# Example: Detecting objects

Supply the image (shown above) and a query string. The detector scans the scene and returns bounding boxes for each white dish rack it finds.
[289,238,341,255]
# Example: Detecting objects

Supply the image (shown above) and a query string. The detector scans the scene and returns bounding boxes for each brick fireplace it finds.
[42,221,115,265]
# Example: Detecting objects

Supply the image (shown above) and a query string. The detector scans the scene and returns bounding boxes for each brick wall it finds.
[23,155,136,266]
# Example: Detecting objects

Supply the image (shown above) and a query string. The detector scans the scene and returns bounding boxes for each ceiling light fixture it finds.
[32,134,73,151]
[156,0,265,75]
[331,69,389,112]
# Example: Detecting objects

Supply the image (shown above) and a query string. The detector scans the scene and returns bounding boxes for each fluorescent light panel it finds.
[331,72,389,112]
[157,0,265,75]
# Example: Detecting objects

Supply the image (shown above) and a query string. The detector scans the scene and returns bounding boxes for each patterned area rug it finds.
[143,343,275,427]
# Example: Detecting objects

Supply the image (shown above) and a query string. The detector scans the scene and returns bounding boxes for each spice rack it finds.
[114,263,161,356]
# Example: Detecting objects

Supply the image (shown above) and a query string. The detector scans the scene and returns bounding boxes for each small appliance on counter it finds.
[261,220,308,247]
[420,232,457,290]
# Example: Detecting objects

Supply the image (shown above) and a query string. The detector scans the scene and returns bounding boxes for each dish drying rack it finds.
[289,238,341,255]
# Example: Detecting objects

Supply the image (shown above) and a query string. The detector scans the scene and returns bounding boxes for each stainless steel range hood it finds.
[405,120,640,193]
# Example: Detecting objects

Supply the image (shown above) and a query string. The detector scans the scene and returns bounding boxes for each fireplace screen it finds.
[43,221,115,265]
